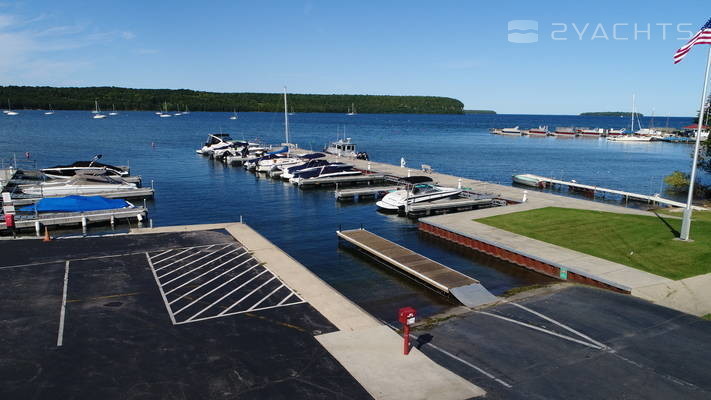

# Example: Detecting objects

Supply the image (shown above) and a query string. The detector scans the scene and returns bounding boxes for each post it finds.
[407,169,411,177]
[680,46,711,241]
[367,162,371,171]
[457,178,462,189]
[403,323,411,355]
[81,216,87,235]
[522,190,528,203]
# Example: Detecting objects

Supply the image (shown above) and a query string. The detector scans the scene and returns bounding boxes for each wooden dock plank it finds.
[337,229,478,293]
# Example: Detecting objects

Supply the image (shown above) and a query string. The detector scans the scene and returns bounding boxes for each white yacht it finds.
[376,177,462,211]
[196,134,234,155]
[289,164,361,184]
[324,138,358,157]
[19,174,137,196]
[41,159,129,179]
[93,100,107,119]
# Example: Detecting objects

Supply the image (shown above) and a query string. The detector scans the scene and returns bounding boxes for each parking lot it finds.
[413,285,711,399]
[0,231,371,399]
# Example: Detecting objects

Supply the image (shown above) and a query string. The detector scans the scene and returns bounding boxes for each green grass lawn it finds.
[477,207,711,280]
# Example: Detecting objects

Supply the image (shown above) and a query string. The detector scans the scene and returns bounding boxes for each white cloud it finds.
[0,13,133,85]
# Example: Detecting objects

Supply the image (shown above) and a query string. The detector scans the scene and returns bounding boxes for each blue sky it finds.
[0,1,709,115]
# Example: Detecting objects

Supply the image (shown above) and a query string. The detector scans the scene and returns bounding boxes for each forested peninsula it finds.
[0,86,464,114]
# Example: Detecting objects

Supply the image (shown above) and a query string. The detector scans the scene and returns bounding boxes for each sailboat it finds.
[159,102,172,117]
[44,104,54,115]
[229,109,238,120]
[183,105,190,115]
[607,94,650,142]
[109,104,118,116]
[93,100,107,119]
[255,87,297,172]
[347,103,356,116]
[5,99,18,116]
[288,106,295,116]
[174,104,182,116]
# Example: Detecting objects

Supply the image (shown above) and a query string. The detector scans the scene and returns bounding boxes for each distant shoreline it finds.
[0,85,464,115]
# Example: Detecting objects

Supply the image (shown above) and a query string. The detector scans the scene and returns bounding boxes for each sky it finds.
[0,0,709,116]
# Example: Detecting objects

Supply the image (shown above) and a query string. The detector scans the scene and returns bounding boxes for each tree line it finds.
[0,86,464,114]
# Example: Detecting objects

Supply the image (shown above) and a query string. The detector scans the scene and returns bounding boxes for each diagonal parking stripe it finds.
[145,243,305,325]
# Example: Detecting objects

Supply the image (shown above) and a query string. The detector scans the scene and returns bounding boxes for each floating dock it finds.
[404,197,502,217]
[514,174,707,210]
[295,173,387,187]
[334,185,401,200]
[0,168,16,192]
[1,206,147,235]
[337,228,497,307]
[6,187,155,206]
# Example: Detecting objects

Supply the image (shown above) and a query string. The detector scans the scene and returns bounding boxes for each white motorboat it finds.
[512,173,546,187]
[19,174,137,196]
[280,159,334,180]
[196,133,234,155]
[606,128,626,136]
[607,135,653,142]
[41,158,129,179]
[525,126,549,136]
[289,164,361,184]
[256,156,301,172]
[489,126,521,136]
[376,177,461,211]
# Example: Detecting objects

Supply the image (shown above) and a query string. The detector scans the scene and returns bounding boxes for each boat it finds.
[17,195,135,213]
[554,127,576,136]
[19,174,137,196]
[174,104,182,116]
[44,105,54,115]
[607,94,653,142]
[243,146,289,170]
[109,104,118,116]
[577,128,603,136]
[93,100,107,119]
[512,174,546,187]
[41,158,129,179]
[280,158,335,180]
[229,109,238,120]
[606,128,626,136]
[271,152,326,177]
[289,164,362,184]
[376,176,462,211]
[196,133,235,155]
[347,103,356,116]
[5,99,18,116]
[256,155,302,172]
[525,126,549,136]
[158,102,172,117]
[324,137,358,157]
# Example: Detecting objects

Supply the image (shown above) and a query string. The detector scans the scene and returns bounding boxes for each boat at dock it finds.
[41,158,130,179]
[324,138,359,157]
[197,133,235,155]
[607,135,653,142]
[512,173,547,188]
[489,126,521,136]
[524,126,549,136]
[281,159,340,180]
[376,176,462,211]
[18,174,138,196]
[289,164,362,184]
[577,127,604,136]
[554,127,576,136]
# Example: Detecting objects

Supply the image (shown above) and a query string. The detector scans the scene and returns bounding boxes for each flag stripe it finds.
[673,18,711,64]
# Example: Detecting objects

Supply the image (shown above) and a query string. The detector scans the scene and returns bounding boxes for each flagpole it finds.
[680,45,711,241]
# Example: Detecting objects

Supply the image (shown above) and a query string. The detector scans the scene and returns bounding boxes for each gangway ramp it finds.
[337,228,497,307]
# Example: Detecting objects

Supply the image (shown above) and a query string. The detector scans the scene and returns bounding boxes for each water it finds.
[1,111,704,322]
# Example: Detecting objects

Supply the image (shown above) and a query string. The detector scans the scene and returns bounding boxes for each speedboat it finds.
[196,134,234,155]
[289,164,361,184]
[41,160,129,179]
[554,127,576,136]
[577,128,603,136]
[281,158,334,180]
[512,173,546,187]
[606,128,626,136]
[607,135,652,142]
[376,177,461,211]
[324,138,358,157]
[19,174,137,196]
[256,156,301,172]
[489,127,521,136]
[525,126,549,136]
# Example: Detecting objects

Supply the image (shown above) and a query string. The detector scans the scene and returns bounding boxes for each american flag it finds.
[674,18,711,64]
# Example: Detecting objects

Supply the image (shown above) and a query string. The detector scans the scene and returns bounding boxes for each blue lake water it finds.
[1,111,704,322]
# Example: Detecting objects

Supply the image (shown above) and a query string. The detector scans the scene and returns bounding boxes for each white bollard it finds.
[457,178,462,189]
[407,169,411,177]
[367,162,371,171]
[400,157,406,168]
[522,190,528,203]
[35,221,41,236]
[81,216,87,235]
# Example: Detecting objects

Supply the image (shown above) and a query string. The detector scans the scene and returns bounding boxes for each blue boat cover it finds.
[18,196,130,213]
[299,152,325,160]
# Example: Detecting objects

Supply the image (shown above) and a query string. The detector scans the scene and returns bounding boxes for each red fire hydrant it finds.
[398,306,416,355]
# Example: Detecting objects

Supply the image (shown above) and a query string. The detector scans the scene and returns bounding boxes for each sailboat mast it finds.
[283,86,289,144]
[630,94,635,132]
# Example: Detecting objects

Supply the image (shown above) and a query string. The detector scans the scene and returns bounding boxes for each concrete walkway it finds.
[421,205,711,316]
[133,222,486,399]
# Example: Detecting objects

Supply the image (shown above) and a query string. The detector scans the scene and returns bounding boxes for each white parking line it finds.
[162,249,246,287]
[56,260,70,347]
[157,245,237,279]
[185,271,270,321]
[151,248,194,266]
[173,266,264,315]
[155,250,211,273]
[146,253,177,324]
[179,300,306,325]
[219,277,278,315]
[165,256,251,298]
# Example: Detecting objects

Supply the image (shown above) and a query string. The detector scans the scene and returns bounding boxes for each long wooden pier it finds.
[516,174,708,210]
[335,185,401,200]
[337,228,497,307]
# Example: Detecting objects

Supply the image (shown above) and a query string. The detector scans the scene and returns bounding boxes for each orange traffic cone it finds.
[43,226,51,242]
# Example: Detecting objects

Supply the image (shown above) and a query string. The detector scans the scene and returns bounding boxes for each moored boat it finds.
[376,177,461,211]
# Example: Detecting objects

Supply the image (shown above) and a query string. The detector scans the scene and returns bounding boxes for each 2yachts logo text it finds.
[508,20,694,43]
